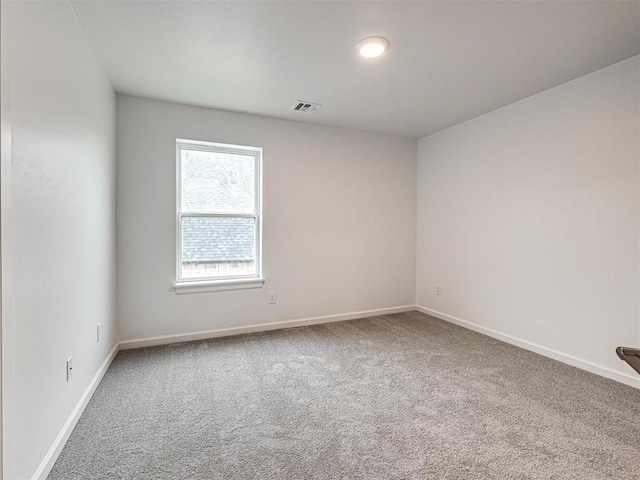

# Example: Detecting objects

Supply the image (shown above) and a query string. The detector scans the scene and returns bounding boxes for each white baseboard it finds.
[416,305,640,390]
[119,305,416,350]
[31,344,120,480]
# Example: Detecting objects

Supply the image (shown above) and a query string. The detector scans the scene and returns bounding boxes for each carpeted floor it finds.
[48,311,640,479]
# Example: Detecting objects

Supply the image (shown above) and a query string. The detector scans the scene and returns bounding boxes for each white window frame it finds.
[173,139,264,293]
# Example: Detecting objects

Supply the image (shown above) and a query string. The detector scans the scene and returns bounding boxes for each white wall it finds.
[417,56,640,382]
[1,2,117,479]
[117,95,416,341]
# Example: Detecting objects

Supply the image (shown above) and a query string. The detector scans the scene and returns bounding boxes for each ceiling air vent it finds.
[291,101,321,114]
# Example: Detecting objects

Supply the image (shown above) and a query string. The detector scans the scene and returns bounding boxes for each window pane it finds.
[181,149,255,214]
[181,216,256,279]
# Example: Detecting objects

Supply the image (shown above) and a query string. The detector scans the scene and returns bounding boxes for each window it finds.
[175,139,263,291]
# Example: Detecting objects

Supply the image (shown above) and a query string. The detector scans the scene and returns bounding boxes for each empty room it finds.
[2,1,640,479]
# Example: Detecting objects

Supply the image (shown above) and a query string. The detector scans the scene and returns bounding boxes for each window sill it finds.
[172,278,265,294]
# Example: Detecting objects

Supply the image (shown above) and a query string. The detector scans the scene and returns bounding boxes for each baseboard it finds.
[31,343,120,480]
[119,305,416,350]
[416,305,640,390]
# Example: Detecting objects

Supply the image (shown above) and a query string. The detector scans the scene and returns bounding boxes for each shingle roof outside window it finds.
[181,217,254,263]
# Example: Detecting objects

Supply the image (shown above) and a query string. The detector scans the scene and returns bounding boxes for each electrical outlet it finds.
[66,357,73,382]
[96,323,102,343]
[268,291,277,304]
[435,284,441,295]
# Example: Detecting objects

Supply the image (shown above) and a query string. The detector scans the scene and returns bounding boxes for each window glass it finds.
[180,216,256,279]
[177,140,261,283]
[181,149,255,214]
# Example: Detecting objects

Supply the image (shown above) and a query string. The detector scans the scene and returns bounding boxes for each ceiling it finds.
[70,1,640,139]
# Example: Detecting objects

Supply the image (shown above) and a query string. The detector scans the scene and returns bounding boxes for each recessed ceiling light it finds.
[356,36,390,58]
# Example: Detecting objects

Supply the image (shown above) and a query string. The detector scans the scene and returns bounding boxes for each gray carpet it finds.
[48,311,640,479]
